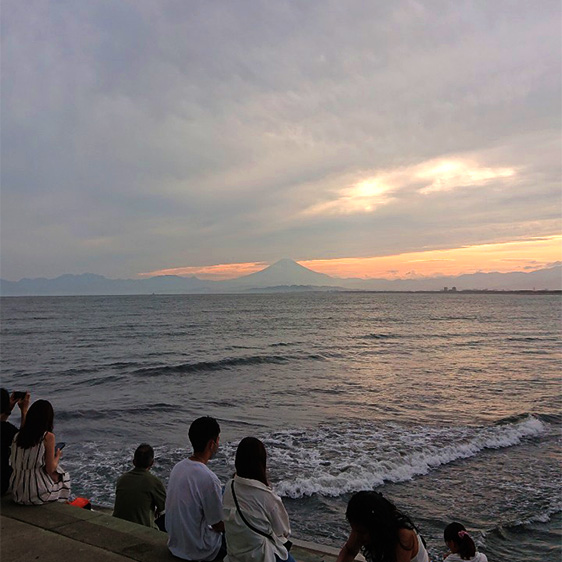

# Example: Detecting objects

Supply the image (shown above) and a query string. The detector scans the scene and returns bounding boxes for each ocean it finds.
[1,293,560,560]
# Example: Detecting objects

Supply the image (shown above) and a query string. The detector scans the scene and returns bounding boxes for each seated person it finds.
[1,389,30,495]
[223,437,295,562]
[336,491,429,562]
[10,399,71,504]
[444,522,488,561]
[166,416,225,561]
[113,443,166,529]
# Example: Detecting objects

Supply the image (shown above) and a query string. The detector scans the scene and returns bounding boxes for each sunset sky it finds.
[2,1,560,281]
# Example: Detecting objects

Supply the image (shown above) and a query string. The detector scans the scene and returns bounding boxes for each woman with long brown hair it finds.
[223,437,295,562]
[337,491,429,562]
[9,399,70,505]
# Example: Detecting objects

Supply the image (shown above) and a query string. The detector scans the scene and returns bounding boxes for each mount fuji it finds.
[1,259,560,295]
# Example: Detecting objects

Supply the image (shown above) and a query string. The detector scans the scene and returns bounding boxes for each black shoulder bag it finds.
[230,480,292,552]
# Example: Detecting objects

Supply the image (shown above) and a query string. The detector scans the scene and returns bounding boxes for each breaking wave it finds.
[219,415,550,499]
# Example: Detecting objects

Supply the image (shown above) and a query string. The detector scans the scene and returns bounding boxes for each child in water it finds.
[444,522,488,561]
[336,491,429,562]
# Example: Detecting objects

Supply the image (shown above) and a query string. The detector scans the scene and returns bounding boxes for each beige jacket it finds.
[223,475,291,562]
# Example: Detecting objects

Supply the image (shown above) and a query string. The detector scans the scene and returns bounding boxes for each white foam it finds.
[64,415,549,505]
[517,503,562,525]
[245,416,550,499]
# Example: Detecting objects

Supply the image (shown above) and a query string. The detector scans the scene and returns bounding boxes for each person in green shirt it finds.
[113,443,166,529]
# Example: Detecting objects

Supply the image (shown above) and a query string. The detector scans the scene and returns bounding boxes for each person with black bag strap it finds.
[223,437,295,562]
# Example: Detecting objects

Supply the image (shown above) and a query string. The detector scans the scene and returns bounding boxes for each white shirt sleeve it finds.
[268,492,291,538]
[201,472,224,526]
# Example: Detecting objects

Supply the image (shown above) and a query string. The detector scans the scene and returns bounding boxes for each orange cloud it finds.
[301,236,562,278]
[139,236,561,281]
[140,261,267,280]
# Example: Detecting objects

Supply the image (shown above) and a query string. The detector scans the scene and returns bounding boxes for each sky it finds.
[1,0,561,281]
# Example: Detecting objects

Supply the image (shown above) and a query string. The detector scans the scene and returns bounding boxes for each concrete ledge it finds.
[1,497,341,562]
[1,498,173,562]
[2,517,129,562]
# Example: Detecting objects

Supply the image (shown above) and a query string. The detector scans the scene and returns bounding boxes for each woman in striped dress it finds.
[9,400,70,505]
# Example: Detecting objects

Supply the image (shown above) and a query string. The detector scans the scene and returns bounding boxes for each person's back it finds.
[113,444,166,529]
[1,419,18,495]
[445,553,488,562]
[444,522,488,562]
[167,458,224,559]
[223,437,294,562]
[1,389,29,495]
[336,491,429,562]
[9,399,70,505]
[166,416,225,561]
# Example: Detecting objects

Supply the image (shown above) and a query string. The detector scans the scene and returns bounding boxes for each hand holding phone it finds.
[55,442,66,454]
[12,391,26,400]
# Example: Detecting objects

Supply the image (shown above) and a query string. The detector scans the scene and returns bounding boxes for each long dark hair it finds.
[346,491,422,562]
[444,522,476,559]
[16,400,54,449]
[235,437,268,486]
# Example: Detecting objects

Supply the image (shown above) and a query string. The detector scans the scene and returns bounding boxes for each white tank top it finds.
[410,533,429,562]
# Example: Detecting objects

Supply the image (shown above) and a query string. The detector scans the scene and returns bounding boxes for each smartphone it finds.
[12,391,26,400]
[55,442,66,452]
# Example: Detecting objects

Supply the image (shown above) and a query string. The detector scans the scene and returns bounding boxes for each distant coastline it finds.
[1,289,560,299]
[1,259,560,296]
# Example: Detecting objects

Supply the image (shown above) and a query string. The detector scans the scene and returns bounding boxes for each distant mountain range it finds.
[1,259,560,296]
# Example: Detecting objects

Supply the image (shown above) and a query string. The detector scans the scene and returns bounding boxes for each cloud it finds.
[299,235,562,279]
[1,0,560,279]
[416,159,515,194]
[300,155,518,218]
[141,261,267,280]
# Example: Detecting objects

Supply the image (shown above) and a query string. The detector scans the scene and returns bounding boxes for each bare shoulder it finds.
[396,528,417,560]
[44,432,55,443]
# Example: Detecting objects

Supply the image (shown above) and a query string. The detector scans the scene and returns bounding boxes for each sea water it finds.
[1,293,560,560]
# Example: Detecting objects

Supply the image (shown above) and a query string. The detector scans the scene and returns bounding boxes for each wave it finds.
[57,402,180,421]
[506,336,560,342]
[83,374,126,387]
[60,414,556,517]
[521,504,562,525]
[429,315,478,321]
[224,415,550,499]
[131,353,327,377]
[487,503,562,538]
[11,365,102,381]
[359,333,401,340]
[496,412,562,425]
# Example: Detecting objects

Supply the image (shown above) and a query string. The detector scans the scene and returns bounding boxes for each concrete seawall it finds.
[1,497,347,562]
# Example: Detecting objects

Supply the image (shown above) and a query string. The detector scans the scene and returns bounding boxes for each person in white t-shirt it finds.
[443,522,488,562]
[166,416,226,561]
[223,437,295,562]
